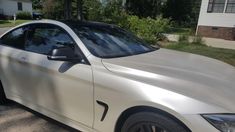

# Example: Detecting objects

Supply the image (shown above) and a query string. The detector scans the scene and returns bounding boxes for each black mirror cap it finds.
[47,46,81,62]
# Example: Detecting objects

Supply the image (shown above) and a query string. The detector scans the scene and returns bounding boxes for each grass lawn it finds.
[0,20,31,28]
[167,27,194,35]
[163,42,235,67]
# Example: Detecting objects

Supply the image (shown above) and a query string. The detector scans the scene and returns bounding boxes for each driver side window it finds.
[25,24,75,55]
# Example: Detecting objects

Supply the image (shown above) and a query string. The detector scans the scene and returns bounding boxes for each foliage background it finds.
[31,0,202,44]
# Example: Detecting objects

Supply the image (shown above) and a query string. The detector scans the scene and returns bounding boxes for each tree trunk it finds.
[64,0,72,20]
[77,0,83,21]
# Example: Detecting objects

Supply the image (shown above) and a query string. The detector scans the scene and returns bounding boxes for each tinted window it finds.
[25,24,74,55]
[70,24,156,58]
[1,27,28,49]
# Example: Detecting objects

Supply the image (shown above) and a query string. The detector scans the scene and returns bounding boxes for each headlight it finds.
[202,114,235,132]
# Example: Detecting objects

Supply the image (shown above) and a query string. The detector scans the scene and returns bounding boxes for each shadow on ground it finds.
[0,101,80,132]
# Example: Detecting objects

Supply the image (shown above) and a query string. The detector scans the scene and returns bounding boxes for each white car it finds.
[0,20,235,132]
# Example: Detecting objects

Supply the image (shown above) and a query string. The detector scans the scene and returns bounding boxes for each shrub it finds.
[178,35,189,43]
[83,0,103,21]
[83,0,171,44]
[192,35,205,45]
[125,15,171,44]
[16,11,32,20]
[102,1,129,26]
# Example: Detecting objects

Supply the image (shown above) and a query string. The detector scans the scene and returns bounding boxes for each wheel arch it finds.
[115,106,191,132]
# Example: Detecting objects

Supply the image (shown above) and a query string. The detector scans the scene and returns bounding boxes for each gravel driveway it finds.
[0,101,79,132]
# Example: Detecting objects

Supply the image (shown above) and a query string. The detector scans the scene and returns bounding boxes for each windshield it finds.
[69,23,157,58]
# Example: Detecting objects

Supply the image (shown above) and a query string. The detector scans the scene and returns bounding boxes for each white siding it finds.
[0,0,32,16]
[197,0,235,28]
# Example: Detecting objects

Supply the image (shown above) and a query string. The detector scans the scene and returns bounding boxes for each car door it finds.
[0,26,29,97]
[0,24,94,127]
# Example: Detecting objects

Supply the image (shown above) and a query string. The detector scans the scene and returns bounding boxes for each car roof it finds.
[60,20,118,28]
[0,19,119,38]
[20,19,116,28]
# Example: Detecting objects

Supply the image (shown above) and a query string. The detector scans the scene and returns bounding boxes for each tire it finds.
[121,112,189,132]
[0,81,7,104]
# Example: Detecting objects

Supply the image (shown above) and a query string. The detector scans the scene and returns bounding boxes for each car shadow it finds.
[0,100,80,132]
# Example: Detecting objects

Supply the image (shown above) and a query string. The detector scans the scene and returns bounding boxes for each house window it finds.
[18,2,23,11]
[226,0,235,13]
[207,0,226,13]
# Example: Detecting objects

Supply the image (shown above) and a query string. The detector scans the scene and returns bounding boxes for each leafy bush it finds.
[192,35,205,45]
[124,15,171,44]
[102,1,128,26]
[83,0,171,44]
[178,35,189,43]
[16,11,32,20]
[83,0,103,21]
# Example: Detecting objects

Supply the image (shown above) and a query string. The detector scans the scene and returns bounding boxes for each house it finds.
[0,0,32,17]
[197,0,235,40]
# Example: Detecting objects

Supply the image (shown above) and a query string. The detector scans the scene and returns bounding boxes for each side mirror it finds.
[47,46,81,62]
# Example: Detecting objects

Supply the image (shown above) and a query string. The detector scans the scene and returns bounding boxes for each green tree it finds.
[83,0,103,21]
[67,0,84,20]
[32,0,43,10]
[102,0,124,23]
[191,0,202,27]
[126,0,163,18]
[163,0,193,24]
[41,0,84,20]
[42,0,64,19]
[162,0,201,27]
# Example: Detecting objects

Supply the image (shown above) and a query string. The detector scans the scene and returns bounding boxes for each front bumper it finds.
[182,114,220,132]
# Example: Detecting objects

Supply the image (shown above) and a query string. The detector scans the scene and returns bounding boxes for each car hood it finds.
[102,48,235,112]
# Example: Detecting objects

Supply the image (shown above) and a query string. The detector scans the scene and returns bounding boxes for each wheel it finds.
[0,81,7,104]
[121,112,189,132]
